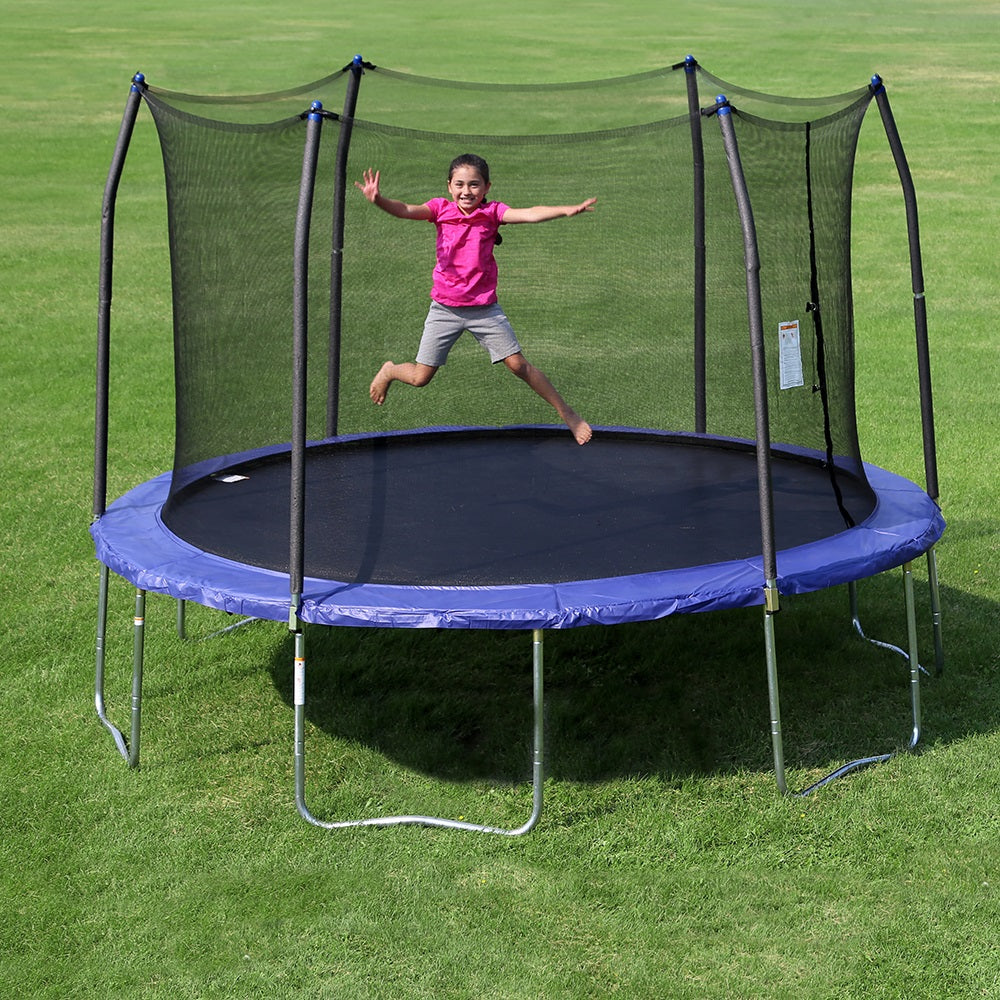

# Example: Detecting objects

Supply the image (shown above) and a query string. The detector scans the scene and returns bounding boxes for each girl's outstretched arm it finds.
[501,197,597,225]
[354,168,432,220]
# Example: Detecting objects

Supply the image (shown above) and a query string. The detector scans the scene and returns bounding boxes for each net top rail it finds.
[141,58,878,130]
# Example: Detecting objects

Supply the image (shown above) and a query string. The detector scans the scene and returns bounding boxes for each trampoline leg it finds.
[128,589,146,768]
[94,569,144,769]
[95,565,128,760]
[926,545,944,675]
[293,626,308,821]
[294,626,545,835]
[795,563,923,795]
[762,606,788,795]
[850,578,928,673]
[902,562,922,751]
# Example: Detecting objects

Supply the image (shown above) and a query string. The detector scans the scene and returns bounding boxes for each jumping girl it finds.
[355,154,596,445]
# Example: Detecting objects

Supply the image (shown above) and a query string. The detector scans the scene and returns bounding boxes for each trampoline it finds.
[95,427,941,627]
[92,58,944,834]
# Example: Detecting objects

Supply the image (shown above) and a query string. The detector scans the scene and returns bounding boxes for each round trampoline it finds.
[92,61,946,832]
[91,426,943,630]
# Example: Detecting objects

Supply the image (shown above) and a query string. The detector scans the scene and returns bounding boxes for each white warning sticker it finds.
[778,320,804,389]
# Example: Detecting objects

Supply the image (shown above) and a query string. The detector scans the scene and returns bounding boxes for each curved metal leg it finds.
[768,564,923,796]
[850,580,919,671]
[294,626,545,835]
[94,567,145,769]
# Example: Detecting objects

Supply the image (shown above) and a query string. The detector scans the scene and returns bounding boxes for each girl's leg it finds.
[502,352,592,445]
[370,361,438,404]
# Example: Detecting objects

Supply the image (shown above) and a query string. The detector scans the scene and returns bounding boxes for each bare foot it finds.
[370,361,395,404]
[567,413,593,445]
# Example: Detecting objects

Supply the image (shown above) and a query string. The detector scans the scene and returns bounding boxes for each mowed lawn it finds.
[1,2,997,998]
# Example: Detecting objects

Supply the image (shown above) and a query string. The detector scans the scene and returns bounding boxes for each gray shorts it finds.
[415,301,522,367]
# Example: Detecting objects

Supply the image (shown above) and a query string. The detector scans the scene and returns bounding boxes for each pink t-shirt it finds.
[425,197,510,307]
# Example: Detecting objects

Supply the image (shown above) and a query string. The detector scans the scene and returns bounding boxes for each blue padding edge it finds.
[90,457,944,630]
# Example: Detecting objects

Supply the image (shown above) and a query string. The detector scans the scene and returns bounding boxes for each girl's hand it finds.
[569,197,597,216]
[354,167,381,203]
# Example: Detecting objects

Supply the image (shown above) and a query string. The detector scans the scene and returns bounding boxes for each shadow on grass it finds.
[263,574,997,786]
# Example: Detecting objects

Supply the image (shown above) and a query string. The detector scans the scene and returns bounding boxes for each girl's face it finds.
[447,164,490,214]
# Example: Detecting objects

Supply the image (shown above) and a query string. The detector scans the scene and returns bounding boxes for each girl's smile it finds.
[447,164,490,214]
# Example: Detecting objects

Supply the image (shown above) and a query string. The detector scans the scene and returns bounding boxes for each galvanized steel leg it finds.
[902,562,922,751]
[94,565,128,760]
[763,605,787,795]
[926,546,944,675]
[128,589,146,768]
[793,564,922,795]
[94,567,144,769]
[295,626,545,835]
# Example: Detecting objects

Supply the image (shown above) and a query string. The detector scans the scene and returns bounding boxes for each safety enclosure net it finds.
[136,62,877,526]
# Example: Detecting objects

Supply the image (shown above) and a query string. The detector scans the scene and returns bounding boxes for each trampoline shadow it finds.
[263,578,991,788]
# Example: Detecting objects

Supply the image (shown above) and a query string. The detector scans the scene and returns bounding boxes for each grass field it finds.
[2,1,998,997]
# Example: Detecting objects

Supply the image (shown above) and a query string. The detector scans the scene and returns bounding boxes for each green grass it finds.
[2,1,999,997]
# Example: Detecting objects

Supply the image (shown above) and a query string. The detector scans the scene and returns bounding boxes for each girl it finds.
[355,154,596,445]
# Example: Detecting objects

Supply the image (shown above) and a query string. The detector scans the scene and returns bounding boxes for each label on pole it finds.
[294,657,306,706]
[778,320,804,389]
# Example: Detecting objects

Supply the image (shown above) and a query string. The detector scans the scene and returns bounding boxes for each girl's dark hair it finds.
[447,153,502,245]
[448,153,491,184]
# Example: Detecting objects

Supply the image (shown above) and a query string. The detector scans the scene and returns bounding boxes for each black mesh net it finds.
[141,63,876,524]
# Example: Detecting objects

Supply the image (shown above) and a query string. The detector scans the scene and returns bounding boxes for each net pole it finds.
[712,97,778,595]
[291,104,325,611]
[871,75,944,674]
[870,76,939,503]
[684,57,708,433]
[713,94,785,790]
[95,74,145,520]
[326,55,365,438]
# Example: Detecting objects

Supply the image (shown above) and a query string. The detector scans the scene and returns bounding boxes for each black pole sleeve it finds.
[684,57,708,434]
[871,77,939,502]
[94,75,145,520]
[291,105,325,601]
[715,99,779,593]
[326,55,365,438]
